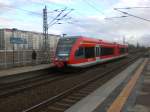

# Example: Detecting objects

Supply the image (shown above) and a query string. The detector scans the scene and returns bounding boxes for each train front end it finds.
[53,37,77,68]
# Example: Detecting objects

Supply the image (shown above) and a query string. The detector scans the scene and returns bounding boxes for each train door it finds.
[95,45,100,61]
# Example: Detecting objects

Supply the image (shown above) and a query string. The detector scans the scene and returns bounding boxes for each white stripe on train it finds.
[68,54,128,67]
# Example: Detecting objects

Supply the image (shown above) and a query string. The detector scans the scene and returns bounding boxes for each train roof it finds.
[63,36,80,38]
[63,36,128,47]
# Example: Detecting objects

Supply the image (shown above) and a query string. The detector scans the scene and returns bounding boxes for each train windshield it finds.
[56,38,77,57]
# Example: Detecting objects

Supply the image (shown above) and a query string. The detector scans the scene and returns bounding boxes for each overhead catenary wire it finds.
[0,5,60,17]
[1,5,41,16]
[105,15,128,20]
[48,7,67,26]
[1,4,69,17]
[116,7,150,9]
[48,9,74,28]
[114,8,150,23]
[1,5,72,27]
[82,0,105,16]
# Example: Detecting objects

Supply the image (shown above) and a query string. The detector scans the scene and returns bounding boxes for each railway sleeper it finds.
[49,102,70,110]
[72,93,87,97]
[57,100,75,107]
[78,90,90,95]
[62,98,77,104]
[55,102,71,107]
[85,86,98,89]
[83,84,99,88]
[80,88,95,92]
[47,106,65,112]
[67,96,82,100]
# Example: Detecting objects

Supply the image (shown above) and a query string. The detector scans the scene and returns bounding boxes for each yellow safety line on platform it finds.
[107,58,148,112]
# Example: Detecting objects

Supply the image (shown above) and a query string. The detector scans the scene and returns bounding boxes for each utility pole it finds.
[43,6,50,63]
[43,6,48,50]
[42,6,73,63]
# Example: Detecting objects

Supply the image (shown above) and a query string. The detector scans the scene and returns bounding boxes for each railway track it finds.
[0,53,136,98]
[22,53,143,112]
[0,62,104,99]
[0,74,68,97]
[0,52,145,112]
[0,61,105,98]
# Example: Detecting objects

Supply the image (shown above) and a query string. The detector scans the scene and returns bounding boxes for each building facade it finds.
[0,28,60,69]
[0,28,60,50]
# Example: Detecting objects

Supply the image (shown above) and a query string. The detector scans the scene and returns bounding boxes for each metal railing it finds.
[0,49,55,69]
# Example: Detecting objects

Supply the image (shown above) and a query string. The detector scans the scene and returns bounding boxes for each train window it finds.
[126,48,128,53]
[99,47,101,56]
[100,47,114,56]
[75,47,84,58]
[56,38,77,57]
[96,47,100,57]
[85,47,95,58]
[120,48,126,54]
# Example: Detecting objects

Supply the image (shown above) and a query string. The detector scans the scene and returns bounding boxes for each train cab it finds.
[54,37,77,67]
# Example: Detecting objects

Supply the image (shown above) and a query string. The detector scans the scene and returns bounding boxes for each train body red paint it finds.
[53,36,128,68]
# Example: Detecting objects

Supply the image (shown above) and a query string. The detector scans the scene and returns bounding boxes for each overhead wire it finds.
[82,0,105,16]
[114,8,150,23]
[48,7,67,26]
[116,7,150,9]
[0,5,42,16]
[48,9,74,28]
[1,4,61,17]
[105,15,128,20]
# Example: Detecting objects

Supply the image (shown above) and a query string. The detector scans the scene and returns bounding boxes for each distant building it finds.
[0,28,60,51]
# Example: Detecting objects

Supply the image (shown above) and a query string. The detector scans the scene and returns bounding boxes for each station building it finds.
[0,28,60,50]
[0,28,60,69]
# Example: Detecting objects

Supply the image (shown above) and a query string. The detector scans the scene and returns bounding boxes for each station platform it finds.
[65,58,149,112]
[0,64,54,78]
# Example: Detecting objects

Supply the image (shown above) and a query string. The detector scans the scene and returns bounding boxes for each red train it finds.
[53,36,128,68]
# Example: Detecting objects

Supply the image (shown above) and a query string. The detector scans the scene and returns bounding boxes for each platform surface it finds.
[0,64,54,78]
[65,58,145,112]
[128,59,150,112]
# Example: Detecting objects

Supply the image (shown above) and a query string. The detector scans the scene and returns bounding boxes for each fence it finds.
[0,49,54,69]
[0,29,60,69]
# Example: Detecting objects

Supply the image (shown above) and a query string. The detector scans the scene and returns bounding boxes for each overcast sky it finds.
[0,0,150,46]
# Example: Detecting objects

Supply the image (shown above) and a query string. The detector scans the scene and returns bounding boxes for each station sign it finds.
[10,37,27,44]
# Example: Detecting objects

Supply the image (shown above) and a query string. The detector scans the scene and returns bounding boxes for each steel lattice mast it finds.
[43,6,48,50]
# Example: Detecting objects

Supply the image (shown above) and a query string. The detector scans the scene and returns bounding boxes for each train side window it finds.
[96,47,99,57]
[100,47,114,56]
[75,47,84,58]
[85,47,95,58]
[120,48,126,54]
[99,47,101,56]
[126,48,128,53]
